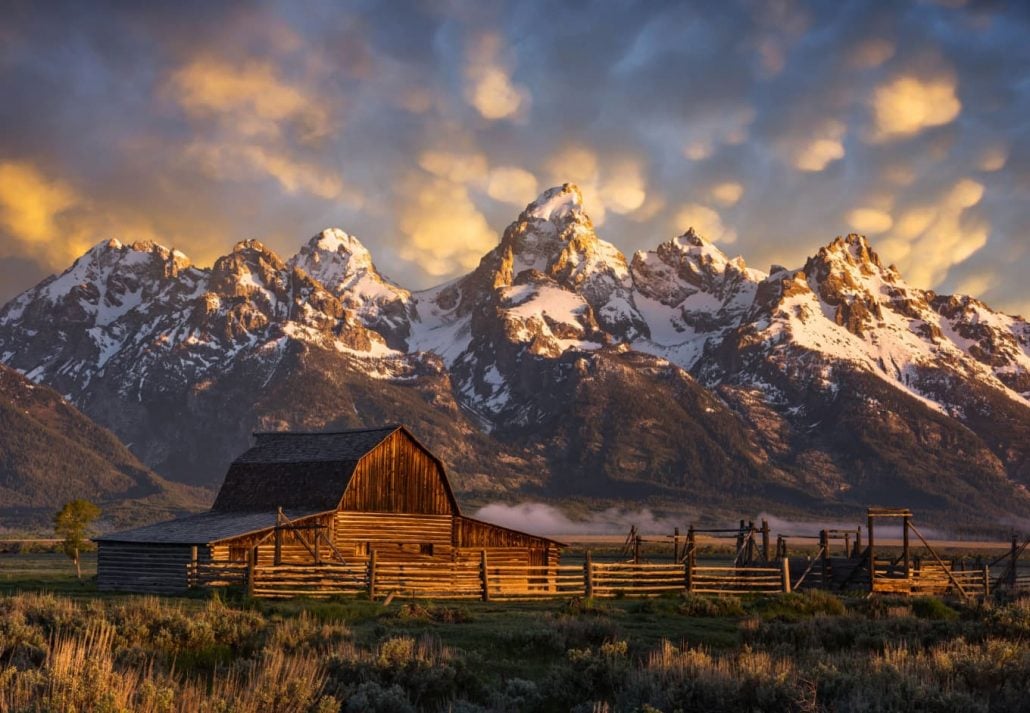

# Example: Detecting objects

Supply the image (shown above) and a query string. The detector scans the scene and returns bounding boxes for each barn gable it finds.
[212,425,401,512]
[340,428,458,515]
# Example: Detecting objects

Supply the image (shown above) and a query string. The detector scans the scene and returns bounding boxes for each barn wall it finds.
[97,542,208,594]
[334,511,455,562]
[340,431,453,514]
[209,514,336,566]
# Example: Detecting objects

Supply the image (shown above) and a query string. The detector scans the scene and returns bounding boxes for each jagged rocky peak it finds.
[631,228,764,307]
[521,182,586,223]
[292,229,378,293]
[291,229,413,347]
[208,239,290,297]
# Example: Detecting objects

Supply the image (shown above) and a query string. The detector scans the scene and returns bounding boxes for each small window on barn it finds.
[228,546,248,562]
[419,543,434,556]
[354,542,369,557]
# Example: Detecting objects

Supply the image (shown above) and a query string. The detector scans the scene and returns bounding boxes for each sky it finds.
[0,0,1027,315]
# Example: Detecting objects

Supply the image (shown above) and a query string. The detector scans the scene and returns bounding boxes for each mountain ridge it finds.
[1,183,1028,528]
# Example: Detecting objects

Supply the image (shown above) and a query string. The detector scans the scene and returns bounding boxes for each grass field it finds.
[4,551,1030,711]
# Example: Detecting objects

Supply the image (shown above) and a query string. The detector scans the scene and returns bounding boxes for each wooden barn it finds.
[96,425,561,595]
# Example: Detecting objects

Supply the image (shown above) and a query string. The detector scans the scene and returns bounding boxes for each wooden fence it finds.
[188,554,794,600]
[186,552,1000,601]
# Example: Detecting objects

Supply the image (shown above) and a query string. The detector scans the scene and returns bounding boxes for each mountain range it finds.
[1,183,1028,530]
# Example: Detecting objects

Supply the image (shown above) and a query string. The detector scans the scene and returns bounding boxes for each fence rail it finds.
[185,552,1006,601]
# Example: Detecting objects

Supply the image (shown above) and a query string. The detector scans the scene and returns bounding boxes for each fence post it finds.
[983,565,991,598]
[687,525,696,592]
[867,512,876,593]
[673,527,680,563]
[819,530,829,587]
[1012,535,1019,590]
[781,557,792,593]
[480,549,490,602]
[274,507,283,566]
[189,545,198,588]
[246,546,257,598]
[585,550,595,599]
[368,549,377,601]
[903,514,911,579]
[761,520,771,563]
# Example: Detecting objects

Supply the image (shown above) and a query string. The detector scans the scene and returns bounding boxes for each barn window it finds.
[419,543,434,556]
[355,542,369,557]
[228,546,248,562]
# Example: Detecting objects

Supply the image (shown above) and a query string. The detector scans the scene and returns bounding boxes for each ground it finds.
[3,550,1030,712]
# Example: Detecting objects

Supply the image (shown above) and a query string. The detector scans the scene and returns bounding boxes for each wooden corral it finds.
[96,425,561,595]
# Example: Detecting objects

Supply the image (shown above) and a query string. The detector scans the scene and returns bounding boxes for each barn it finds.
[95,425,561,595]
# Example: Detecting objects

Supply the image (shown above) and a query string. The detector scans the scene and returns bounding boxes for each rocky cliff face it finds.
[1,186,1028,526]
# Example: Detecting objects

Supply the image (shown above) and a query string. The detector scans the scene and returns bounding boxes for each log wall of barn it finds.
[340,431,454,514]
[334,511,455,562]
[97,542,211,594]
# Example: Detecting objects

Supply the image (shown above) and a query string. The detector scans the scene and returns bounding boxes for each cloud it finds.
[793,120,846,172]
[396,176,497,277]
[0,161,77,244]
[673,203,737,244]
[418,149,490,185]
[486,166,539,206]
[168,57,331,141]
[599,161,647,214]
[877,178,987,287]
[846,207,893,235]
[473,501,684,535]
[710,181,744,206]
[464,33,529,120]
[848,38,895,69]
[187,143,352,201]
[869,73,961,141]
[978,146,1007,172]
[544,145,606,225]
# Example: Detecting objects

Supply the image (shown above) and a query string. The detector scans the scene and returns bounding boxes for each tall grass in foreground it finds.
[3,591,1030,711]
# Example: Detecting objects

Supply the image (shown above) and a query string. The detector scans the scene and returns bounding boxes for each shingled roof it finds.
[212,425,401,512]
[95,508,326,544]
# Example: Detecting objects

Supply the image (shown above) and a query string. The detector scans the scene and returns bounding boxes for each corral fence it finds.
[188,551,793,600]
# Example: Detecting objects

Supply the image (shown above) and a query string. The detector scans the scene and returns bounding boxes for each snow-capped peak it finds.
[291,229,378,294]
[522,183,585,223]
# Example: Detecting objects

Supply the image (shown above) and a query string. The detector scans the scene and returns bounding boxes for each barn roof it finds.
[94,509,326,545]
[212,425,401,512]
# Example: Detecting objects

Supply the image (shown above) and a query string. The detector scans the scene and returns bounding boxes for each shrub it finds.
[912,597,960,621]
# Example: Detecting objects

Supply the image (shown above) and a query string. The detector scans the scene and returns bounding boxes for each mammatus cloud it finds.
[464,33,529,121]
[869,73,961,141]
[878,178,987,287]
[186,143,353,202]
[848,38,895,69]
[846,207,894,235]
[599,161,647,215]
[793,120,847,172]
[0,162,77,245]
[396,176,497,277]
[710,181,744,207]
[168,57,331,141]
[673,203,737,245]
[486,166,539,206]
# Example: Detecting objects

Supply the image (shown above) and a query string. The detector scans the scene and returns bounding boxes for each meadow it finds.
[3,552,1030,712]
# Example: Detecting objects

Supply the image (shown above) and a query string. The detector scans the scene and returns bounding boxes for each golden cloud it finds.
[878,178,987,288]
[978,146,1008,172]
[848,38,895,69]
[673,203,737,244]
[169,57,331,141]
[397,177,497,276]
[464,34,529,121]
[0,161,77,244]
[846,207,893,235]
[418,149,490,185]
[870,74,961,141]
[186,142,352,202]
[793,120,846,172]
[710,181,744,207]
[486,166,539,206]
[599,162,647,215]
[544,145,606,225]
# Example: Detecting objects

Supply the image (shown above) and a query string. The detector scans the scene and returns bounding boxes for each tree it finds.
[53,499,101,580]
